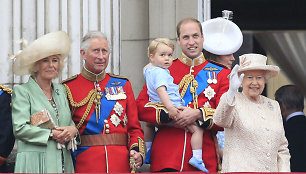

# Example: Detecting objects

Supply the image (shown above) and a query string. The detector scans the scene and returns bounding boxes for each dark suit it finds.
[284,113,306,172]
[0,87,15,173]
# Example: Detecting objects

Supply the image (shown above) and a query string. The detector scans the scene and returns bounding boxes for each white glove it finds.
[227,65,244,104]
[67,138,78,152]
[57,143,66,150]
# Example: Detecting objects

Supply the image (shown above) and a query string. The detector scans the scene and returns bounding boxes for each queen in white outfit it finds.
[213,53,290,172]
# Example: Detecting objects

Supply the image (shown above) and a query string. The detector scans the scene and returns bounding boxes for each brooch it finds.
[267,101,274,110]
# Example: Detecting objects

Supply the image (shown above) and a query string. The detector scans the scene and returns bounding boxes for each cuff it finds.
[130,137,146,165]
[0,156,7,166]
[196,107,215,129]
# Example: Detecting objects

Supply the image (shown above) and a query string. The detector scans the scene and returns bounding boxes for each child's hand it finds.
[168,107,179,120]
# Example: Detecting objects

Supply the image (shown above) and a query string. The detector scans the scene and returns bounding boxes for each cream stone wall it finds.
[120,0,198,97]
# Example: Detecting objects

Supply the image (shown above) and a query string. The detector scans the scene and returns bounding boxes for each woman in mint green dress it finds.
[11,31,78,173]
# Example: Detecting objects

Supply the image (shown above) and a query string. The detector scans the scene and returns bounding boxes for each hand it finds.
[53,126,77,144]
[172,107,201,128]
[168,106,179,119]
[227,65,244,104]
[130,150,143,169]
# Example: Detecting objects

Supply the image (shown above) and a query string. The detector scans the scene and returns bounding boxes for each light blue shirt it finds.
[144,65,184,107]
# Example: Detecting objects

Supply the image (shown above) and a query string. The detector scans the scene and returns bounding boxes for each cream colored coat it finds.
[213,92,290,172]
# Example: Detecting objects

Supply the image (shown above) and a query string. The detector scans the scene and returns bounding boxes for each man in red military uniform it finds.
[136,18,230,172]
[63,31,145,173]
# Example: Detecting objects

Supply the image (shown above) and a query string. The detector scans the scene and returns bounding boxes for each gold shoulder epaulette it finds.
[0,84,12,94]
[61,74,78,84]
[108,73,129,80]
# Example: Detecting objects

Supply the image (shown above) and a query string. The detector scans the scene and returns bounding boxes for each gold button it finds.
[106,124,110,128]
[104,120,108,123]
[105,129,110,134]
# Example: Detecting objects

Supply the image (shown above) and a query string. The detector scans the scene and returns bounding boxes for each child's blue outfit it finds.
[144,65,184,106]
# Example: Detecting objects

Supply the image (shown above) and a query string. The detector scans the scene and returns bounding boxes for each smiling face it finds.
[177,21,204,59]
[242,70,266,102]
[81,37,109,74]
[150,43,174,69]
[36,55,60,80]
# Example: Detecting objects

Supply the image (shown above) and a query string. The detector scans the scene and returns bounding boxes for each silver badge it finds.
[113,102,124,116]
[110,114,121,127]
[203,86,216,100]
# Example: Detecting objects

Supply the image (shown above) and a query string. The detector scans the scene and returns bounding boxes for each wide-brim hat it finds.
[238,53,280,79]
[13,31,70,75]
[202,17,243,55]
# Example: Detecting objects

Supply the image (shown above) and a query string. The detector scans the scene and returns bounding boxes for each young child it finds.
[143,38,208,172]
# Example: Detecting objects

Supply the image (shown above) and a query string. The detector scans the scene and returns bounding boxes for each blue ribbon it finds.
[72,77,127,160]
[182,62,223,105]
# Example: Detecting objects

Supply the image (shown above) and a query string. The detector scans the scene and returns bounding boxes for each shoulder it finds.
[108,73,129,81]
[53,83,66,91]
[207,60,229,69]
[0,84,12,95]
[61,74,79,84]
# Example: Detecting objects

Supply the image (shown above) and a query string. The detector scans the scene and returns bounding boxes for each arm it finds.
[156,86,178,119]
[125,81,145,166]
[0,91,14,166]
[213,93,235,128]
[12,85,50,145]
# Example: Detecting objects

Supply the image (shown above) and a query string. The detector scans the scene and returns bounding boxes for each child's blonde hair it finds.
[147,38,174,58]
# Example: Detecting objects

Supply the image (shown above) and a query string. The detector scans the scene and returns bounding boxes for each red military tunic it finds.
[136,54,230,172]
[63,68,144,173]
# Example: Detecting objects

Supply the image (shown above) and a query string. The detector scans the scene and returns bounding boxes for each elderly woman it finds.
[213,53,290,172]
[11,31,78,173]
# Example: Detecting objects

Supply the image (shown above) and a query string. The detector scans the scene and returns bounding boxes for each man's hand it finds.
[172,106,202,128]
[130,150,143,169]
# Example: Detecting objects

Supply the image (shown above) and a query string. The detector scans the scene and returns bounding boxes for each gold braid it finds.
[178,74,193,98]
[64,84,98,129]
[178,74,199,108]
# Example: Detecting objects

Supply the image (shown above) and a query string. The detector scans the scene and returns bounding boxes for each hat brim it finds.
[13,31,70,75]
[202,17,243,55]
[238,65,280,79]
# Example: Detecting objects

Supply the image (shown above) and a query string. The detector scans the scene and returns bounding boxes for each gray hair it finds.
[80,31,109,54]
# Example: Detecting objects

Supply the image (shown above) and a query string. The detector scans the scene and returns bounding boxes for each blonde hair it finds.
[147,38,174,58]
[29,55,64,78]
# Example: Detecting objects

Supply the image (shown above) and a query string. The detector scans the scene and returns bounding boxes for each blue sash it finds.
[72,77,127,161]
[0,90,3,96]
[182,63,223,105]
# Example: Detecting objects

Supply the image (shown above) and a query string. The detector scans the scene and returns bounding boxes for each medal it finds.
[105,86,127,100]
[212,72,217,84]
[207,72,213,84]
